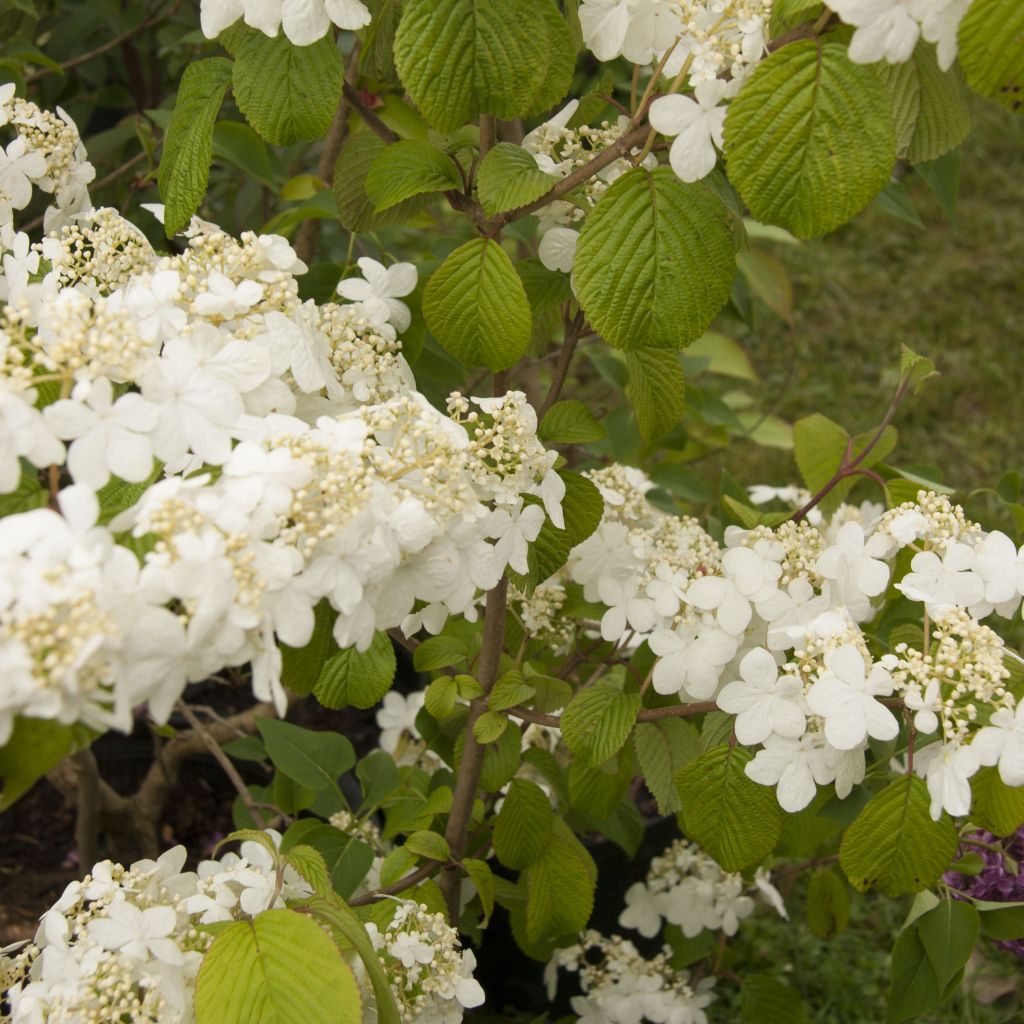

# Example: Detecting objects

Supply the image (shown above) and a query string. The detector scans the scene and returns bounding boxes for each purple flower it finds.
[944,826,1024,958]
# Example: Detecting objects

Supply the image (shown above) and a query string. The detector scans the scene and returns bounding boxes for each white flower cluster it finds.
[618,838,786,940]
[199,0,371,46]
[0,833,311,1023]
[0,85,94,287]
[0,93,564,741]
[830,0,970,68]
[362,901,484,1024]
[521,101,658,274]
[563,468,1024,820]
[545,929,716,1024]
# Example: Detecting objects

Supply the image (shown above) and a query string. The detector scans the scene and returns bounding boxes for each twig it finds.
[342,82,399,144]
[27,0,185,82]
[177,702,268,829]
[438,576,509,921]
[348,861,441,906]
[536,312,586,419]
[479,115,497,160]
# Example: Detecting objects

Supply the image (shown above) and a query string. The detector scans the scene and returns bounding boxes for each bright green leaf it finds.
[626,348,687,441]
[957,0,1024,111]
[560,684,641,768]
[413,635,468,672]
[476,142,559,216]
[494,777,555,869]
[422,237,532,371]
[365,139,460,212]
[724,41,896,237]
[404,829,451,861]
[632,719,701,815]
[314,631,396,710]
[538,400,606,444]
[575,167,735,350]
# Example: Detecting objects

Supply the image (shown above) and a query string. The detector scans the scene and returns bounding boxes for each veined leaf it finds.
[157,58,233,237]
[675,745,782,871]
[632,719,701,815]
[626,348,686,441]
[839,775,958,896]
[958,0,1024,111]
[232,32,342,146]
[476,142,559,216]
[194,909,362,1024]
[422,238,532,371]
[366,139,460,212]
[524,819,596,945]
[575,167,736,350]
[538,400,605,444]
[724,41,896,237]
[313,631,396,710]
[255,719,354,792]
[560,684,640,768]
[493,778,555,869]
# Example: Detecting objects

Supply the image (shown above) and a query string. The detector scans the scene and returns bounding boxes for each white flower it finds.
[44,378,158,488]
[722,535,784,600]
[645,561,689,618]
[916,741,979,819]
[193,270,263,319]
[896,543,984,613]
[806,644,898,750]
[538,227,579,273]
[816,521,891,620]
[486,502,545,576]
[903,678,942,734]
[686,574,752,635]
[911,0,969,70]
[200,0,370,44]
[0,383,64,489]
[717,647,807,745]
[337,257,417,332]
[376,690,424,756]
[389,930,434,969]
[88,899,184,965]
[579,0,682,64]
[746,733,832,812]
[598,576,657,642]
[0,136,47,209]
[649,80,728,183]
[830,0,921,64]
[618,881,663,938]
[972,705,1024,787]
[973,531,1024,606]
[649,619,737,699]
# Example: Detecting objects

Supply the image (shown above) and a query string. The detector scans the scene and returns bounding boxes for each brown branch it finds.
[70,750,101,873]
[505,699,719,729]
[536,312,586,420]
[348,860,442,906]
[491,123,650,230]
[438,576,509,922]
[177,702,268,829]
[27,0,185,82]
[342,82,399,144]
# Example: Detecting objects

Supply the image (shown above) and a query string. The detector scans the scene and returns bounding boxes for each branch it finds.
[27,0,185,82]
[492,123,649,229]
[176,701,268,829]
[506,700,719,729]
[348,860,442,906]
[342,82,399,144]
[438,576,508,921]
[536,312,586,420]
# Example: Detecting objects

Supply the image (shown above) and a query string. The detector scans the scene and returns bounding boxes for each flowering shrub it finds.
[2,0,1024,1021]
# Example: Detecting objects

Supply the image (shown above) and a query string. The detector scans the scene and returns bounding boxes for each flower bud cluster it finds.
[0,833,310,1023]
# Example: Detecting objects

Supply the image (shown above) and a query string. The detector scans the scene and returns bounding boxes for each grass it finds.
[717,97,1024,496]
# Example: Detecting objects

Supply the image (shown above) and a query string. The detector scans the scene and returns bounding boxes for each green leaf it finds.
[303,896,401,1024]
[575,167,735,350]
[488,672,536,712]
[281,600,337,696]
[916,148,961,222]
[404,829,451,861]
[463,857,495,922]
[737,250,793,321]
[626,348,686,441]
[422,237,532,371]
[333,131,431,231]
[568,756,631,820]
[424,676,460,719]
[365,139,460,212]
[284,845,332,895]
[213,120,282,189]
[360,0,402,80]
[524,818,596,944]
[473,709,509,743]
[413,635,468,672]
[958,0,1024,111]
[232,32,343,146]
[356,749,400,809]
[477,721,523,792]
[527,672,573,714]
[977,900,1024,940]
[393,0,573,132]
[194,909,362,1024]
[675,745,782,871]
[560,684,641,768]
[793,413,897,516]
[0,718,80,809]
[314,631,396,710]
[917,899,979,991]
[255,719,354,792]
[741,974,809,1024]
[724,41,896,237]
[970,765,1024,836]
[878,44,970,164]
[806,866,850,940]
[494,778,555,869]
[839,775,958,896]
[157,58,233,237]
[632,719,701,815]
[537,400,605,444]
[0,473,47,516]
[518,470,604,591]
[887,927,942,1024]
[476,142,559,216]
